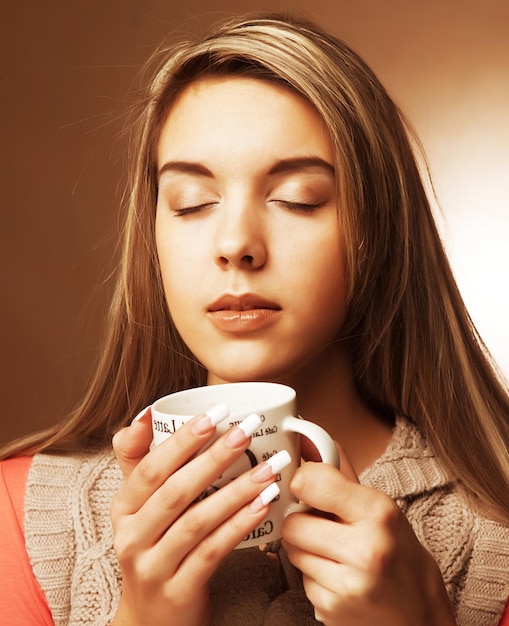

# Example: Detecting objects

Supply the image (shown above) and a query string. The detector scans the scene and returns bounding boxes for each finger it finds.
[278,543,362,624]
[283,510,393,571]
[114,405,231,515]
[334,440,358,482]
[286,544,358,597]
[152,455,287,576]
[114,461,283,591]
[300,435,358,480]
[300,568,362,625]
[127,414,265,541]
[290,461,378,522]
[284,485,409,575]
[174,483,281,587]
[283,513,348,563]
[112,407,153,478]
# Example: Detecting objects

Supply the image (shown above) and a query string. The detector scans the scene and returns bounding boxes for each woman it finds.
[2,13,509,625]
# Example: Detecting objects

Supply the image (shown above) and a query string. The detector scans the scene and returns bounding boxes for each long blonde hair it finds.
[3,13,509,523]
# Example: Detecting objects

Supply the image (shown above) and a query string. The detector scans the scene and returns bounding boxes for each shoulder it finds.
[360,415,451,500]
[26,448,122,535]
[25,447,123,548]
[412,488,509,626]
[455,512,509,626]
[361,417,509,626]
[25,449,123,624]
[0,456,33,524]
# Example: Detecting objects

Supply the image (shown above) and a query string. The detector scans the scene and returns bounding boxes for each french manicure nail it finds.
[226,413,262,448]
[250,482,280,513]
[238,413,263,437]
[131,406,150,424]
[206,403,230,425]
[193,404,230,435]
[252,450,292,483]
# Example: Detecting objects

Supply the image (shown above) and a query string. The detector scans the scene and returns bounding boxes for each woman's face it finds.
[155,77,348,385]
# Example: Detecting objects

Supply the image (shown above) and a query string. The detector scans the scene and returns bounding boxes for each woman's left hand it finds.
[282,456,457,626]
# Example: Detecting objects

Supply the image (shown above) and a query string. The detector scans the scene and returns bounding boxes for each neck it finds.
[281,345,393,474]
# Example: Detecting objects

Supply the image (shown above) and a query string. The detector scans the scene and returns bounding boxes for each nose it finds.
[214,200,267,270]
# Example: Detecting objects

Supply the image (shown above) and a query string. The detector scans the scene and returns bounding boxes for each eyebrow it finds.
[268,157,335,176]
[158,161,213,179]
[157,157,335,180]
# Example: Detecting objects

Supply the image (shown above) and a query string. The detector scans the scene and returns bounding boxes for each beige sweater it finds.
[25,417,509,625]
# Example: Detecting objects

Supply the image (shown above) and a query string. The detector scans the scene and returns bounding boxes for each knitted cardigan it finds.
[24,416,509,626]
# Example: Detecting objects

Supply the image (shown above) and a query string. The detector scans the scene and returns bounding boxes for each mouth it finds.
[208,294,281,313]
[207,294,281,332]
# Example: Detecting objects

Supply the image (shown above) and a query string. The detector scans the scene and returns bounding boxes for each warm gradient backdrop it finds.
[1,0,508,444]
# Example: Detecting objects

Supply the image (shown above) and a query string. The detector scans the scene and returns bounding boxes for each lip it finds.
[208,294,281,313]
[207,294,281,332]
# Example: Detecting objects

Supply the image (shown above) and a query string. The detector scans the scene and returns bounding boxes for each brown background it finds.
[1,0,508,445]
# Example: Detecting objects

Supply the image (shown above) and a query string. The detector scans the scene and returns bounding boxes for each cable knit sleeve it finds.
[361,416,509,626]
[25,451,123,626]
[455,517,509,625]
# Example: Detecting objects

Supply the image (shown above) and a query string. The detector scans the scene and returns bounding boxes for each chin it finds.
[206,366,283,386]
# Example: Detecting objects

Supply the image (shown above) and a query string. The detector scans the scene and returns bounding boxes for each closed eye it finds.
[173,203,216,217]
[273,200,324,212]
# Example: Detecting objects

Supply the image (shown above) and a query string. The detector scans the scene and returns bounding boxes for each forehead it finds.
[157,76,335,167]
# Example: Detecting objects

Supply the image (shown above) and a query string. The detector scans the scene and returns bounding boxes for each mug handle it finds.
[281,415,340,468]
[281,415,341,516]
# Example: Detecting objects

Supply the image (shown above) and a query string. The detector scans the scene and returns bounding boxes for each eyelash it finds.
[275,200,323,212]
[172,200,323,217]
[172,203,215,217]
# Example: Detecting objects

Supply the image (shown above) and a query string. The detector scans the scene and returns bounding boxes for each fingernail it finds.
[252,450,292,483]
[226,413,262,448]
[131,406,150,424]
[193,404,230,435]
[206,403,230,425]
[250,482,280,513]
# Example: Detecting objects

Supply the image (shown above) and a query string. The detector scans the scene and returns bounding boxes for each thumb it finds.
[300,435,359,483]
[334,440,359,483]
[112,406,153,478]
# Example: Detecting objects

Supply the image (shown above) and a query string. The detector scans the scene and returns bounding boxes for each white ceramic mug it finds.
[151,382,340,549]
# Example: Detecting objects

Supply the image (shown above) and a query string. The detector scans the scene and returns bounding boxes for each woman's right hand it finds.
[110,406,280,626]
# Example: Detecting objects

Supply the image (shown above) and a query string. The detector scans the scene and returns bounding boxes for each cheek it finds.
[156,237,210,323]
[293,233,345,293]
[159,253,193,305]
[156,229,188,304]
[297,239,348,329]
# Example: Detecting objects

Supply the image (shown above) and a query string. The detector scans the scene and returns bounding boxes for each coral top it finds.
[1,456,53,625]
[1,455,509,625]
